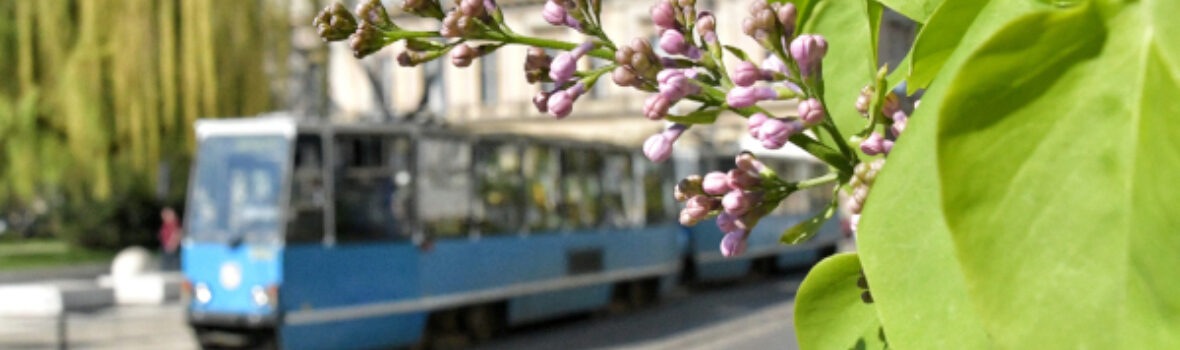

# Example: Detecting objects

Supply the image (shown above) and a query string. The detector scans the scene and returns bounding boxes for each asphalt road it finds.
[0,275,804,350]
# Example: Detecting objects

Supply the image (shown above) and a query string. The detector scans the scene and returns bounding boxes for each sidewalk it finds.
[0,263,109,285]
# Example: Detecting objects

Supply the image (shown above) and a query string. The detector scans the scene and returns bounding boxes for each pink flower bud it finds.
[747,113,769,138]
[460,0,485,17]
[686,194,720,212]
[716,212,738,232]
[612,66,638,86]
[882,139,894,155]
[451,44,477,67]
[696,11,716,35]
[644,134,674,162]
[643,94,672,120]
[777,3,797,38]
[761,55,788,75]
[542,0,567,26]
[891,114,908,138]
[850,214,860,234]
[732,61,763,87]
[533,91,550,113]
[722,190,753,217]
[548,42,594,83]
[789,34,828,77]
[651,1,678,30]
[757,117,799,149]
[659,30,689,56]
[720,230,748,257]
[643,123,687,162]
[547,83,585,119]
[860,132,886,155]
[734,152,766,174]
[726,86,778,108]
[797,98,825,126]
[726,169,759,191]
[702,171,730,195]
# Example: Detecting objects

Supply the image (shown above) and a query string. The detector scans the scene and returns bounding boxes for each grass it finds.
[0,238,117,271]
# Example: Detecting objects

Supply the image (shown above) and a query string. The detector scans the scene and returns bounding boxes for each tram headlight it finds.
[252,285,279,307]
[194,283,212,304]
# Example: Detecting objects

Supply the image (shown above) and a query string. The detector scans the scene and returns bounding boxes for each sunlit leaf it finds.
[936,1,1180,347]
[795,253,886,350]
[800,0,877,135]
[905,0,1049,94]
[780,198,836,244]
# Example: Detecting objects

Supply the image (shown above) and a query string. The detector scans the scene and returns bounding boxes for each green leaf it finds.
[936,1,1180,348]
[722,45,751,62]
[800,0,877,136]
[905,0,1049,94]
[780,198,836,244]
[875,0,942,23]
[665,108,721,124]
[795,253,886,350]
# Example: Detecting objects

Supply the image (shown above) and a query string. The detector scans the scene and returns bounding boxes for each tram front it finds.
[182,117,293,347]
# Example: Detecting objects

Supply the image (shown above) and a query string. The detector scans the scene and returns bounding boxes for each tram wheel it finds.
[463,304,503,343]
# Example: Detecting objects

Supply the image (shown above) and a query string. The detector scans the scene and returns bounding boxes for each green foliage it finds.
[0,0,296,248]
[874,0,942,23]
[800,0,879,136]
[850,0,1180,348]
[780,196,836,244]
[794,253,886,350]
[904,0,1050,94]
[935,1,1180,347]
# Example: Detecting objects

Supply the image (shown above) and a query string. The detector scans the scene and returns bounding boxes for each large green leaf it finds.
[801,0,878,136]
[905,0,1049,94]
[794,253,886,350]
[855,68,992,348]
[936,1,1180,347]
[875,0,942,23]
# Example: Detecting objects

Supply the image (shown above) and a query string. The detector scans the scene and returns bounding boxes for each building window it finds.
[480,52,498,105]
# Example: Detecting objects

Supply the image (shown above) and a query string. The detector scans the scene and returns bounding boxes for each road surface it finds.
[0,275,804,350]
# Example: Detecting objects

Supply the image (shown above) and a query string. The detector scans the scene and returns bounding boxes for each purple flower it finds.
[720,230,748,257]
[797,98,825,126]
[696,11,716,36]
[747,113,769,138]
[681,195,719,226]
[789,34,828,77]
[891,113,908,138]
[642,123,687,162]
[659,30,689,56]
[716,212,739,233]
[726,169,759,191]
[860,132,886,156]
[726,86,778,108]
[777,3,797,39]
[735,152,767,174]
[757,117,801,149]
[643,94,672,120]
[722,190,754,216]
[650,1,678,30]
[702,171,730,195]
[732,61,766,87]
[542,0,567,26]
[549,41,595,83]
[547,83,585,119]
[761,55,788,75]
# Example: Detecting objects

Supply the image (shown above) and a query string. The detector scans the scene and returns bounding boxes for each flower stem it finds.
[796,172,838,189]
[505,34,616,60]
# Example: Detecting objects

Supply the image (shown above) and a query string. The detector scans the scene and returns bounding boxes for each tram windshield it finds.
[186,135,289,244]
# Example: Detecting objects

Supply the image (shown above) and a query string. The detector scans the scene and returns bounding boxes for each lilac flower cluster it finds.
[854,88,918,156]
[530,41,596,119]
[441,0,495,37]
[676,153,786,257]
[846,159,884,234]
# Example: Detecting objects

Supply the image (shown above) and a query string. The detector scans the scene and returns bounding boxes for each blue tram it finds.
[181,116,840,349]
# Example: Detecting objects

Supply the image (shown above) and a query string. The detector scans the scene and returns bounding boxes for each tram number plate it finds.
[566,248,603,276]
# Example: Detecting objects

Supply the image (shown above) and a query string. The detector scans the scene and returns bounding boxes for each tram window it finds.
[333,134,408,242]
[559,149,603,230]
[288,134,326,243]
[522,145,562,232]
[473,142,523,235]
[601,152,639,228]
[641,159,673,224]
[417,137,472,237]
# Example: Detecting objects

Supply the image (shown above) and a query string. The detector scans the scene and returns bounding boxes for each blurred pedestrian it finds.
[159,207,182,270]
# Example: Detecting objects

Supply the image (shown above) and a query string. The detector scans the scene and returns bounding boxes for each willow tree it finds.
[0,0,296,247]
